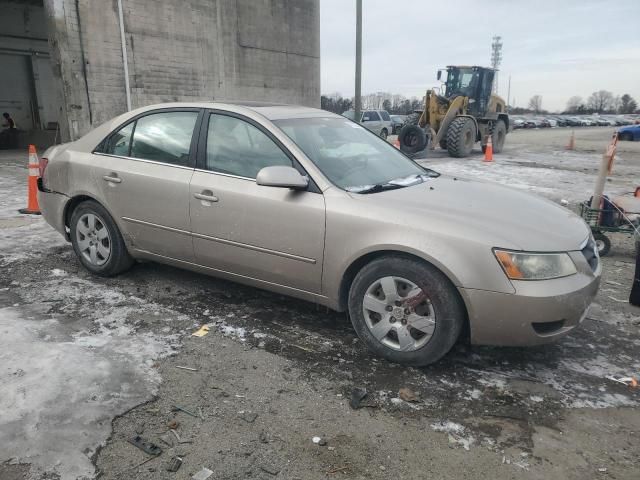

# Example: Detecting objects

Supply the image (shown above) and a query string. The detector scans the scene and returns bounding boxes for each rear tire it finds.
[492,121,507,153]
[399,124,427,154]
[446,117,476,158]
[380,128,388,140]
[70,200,134,276]
[348,255,464,366]
[593,232,611,257]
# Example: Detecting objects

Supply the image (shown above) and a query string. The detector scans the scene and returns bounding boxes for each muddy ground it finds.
[1,127,639,479]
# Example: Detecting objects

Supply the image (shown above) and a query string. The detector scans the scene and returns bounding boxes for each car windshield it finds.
[274,117,438,192]
[342,111,356,120]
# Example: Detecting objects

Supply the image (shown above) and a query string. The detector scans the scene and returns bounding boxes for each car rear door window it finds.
[103,122,134,156]
[205,114,291,179]
[129,111,198,166]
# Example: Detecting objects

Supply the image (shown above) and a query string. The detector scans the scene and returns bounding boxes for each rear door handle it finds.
[103,174,122,184]
[194,192,219,203]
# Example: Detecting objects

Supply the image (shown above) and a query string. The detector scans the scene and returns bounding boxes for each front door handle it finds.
[103,174,122,184]
[194,191,219,203]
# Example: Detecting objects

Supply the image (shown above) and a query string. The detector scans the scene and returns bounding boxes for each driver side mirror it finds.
[437,70,442,81]
[256,166,309,190]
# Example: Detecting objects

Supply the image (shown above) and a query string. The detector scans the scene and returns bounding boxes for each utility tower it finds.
[490,35,503,94]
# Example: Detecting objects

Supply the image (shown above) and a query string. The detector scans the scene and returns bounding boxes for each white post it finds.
[590,153,609,210]
[117,0,132,111]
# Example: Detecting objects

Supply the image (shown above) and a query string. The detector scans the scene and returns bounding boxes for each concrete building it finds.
[0,0,320,145]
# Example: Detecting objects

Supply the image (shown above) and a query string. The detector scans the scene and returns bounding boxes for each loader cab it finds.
[444,66,495,116]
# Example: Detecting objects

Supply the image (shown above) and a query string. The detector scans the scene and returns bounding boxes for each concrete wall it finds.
[0,0,60,130]
[44,0,320,141]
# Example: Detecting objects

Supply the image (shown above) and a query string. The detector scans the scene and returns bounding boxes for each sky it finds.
[320,0,640,112]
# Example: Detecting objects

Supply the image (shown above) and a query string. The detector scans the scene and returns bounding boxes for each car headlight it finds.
[494,250,577,280]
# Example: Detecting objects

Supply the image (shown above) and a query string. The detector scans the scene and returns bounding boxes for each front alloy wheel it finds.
[362,276,435,351]
[348,255,464,366]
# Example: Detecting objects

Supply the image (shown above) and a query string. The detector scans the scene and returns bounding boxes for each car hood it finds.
[353,175,589,252]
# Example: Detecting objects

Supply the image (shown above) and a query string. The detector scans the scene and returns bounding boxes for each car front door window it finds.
[205,114,292,178]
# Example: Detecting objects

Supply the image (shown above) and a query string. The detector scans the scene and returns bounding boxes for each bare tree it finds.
[620,94,638,114]
[566,96,583,113]
[587,90,614,113]
[528,95,543,113]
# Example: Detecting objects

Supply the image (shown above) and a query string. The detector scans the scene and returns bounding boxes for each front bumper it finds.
[461,250,601,346]
[37,179,69,238]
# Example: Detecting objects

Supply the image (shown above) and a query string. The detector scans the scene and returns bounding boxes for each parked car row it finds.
[511,114,639,130]
[342,109,393,139]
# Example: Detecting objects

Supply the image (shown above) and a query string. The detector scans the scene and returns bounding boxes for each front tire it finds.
[446,117,476,158]
[380,128,388,140]
[70,200,134,276]
[348,255,464,366]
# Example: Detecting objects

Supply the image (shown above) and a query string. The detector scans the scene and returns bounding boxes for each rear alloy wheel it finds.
[446,117,476,158]
[70,200,134,276]
[348,255,464,366]
[492,121,507,153]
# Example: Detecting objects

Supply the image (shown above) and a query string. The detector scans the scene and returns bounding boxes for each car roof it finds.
[125,101,342,121]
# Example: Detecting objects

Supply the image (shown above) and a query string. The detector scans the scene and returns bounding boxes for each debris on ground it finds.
[166,456,183,472]
[349,387,369,409]
[167,419,179,430]
[175,366,198,372]
[191,325,210,337]
[172,405,200,418]
[312,436,327,446]
[159,433,175,448]
[259,464,281,476]
[127,435,162,456]
[606,375,639,388]
[327,465,350,474]
[398,387,419,402]
[192,467,214,480]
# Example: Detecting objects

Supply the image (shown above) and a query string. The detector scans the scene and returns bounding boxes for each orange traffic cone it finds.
[18,145,41,215]
[565,130,575,150]
[483,135,493,162]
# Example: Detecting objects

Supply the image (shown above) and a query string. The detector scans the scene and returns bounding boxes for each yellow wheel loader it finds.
[398,66,509,158]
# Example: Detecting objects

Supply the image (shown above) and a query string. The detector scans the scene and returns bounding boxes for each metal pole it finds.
[117,0,132,111]
[506,75,511,112]
[354,0,362,123]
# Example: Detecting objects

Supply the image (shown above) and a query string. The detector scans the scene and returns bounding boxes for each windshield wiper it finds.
[347,183,405,194]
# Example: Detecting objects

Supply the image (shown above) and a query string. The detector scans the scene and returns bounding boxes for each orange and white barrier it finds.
[483,135,493,162]
[18,144,41,215]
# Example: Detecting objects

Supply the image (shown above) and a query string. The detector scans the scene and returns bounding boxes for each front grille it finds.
[581,236,599,272]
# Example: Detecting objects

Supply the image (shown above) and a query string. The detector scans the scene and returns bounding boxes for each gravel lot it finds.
[1,127,639,480]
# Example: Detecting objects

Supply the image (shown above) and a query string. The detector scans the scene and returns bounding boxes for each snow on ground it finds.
[0,152,186,479]
[421,147,637,205]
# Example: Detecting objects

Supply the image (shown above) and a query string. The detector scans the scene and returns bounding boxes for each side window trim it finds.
[195,109,321,193]
[93,107,204,169]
